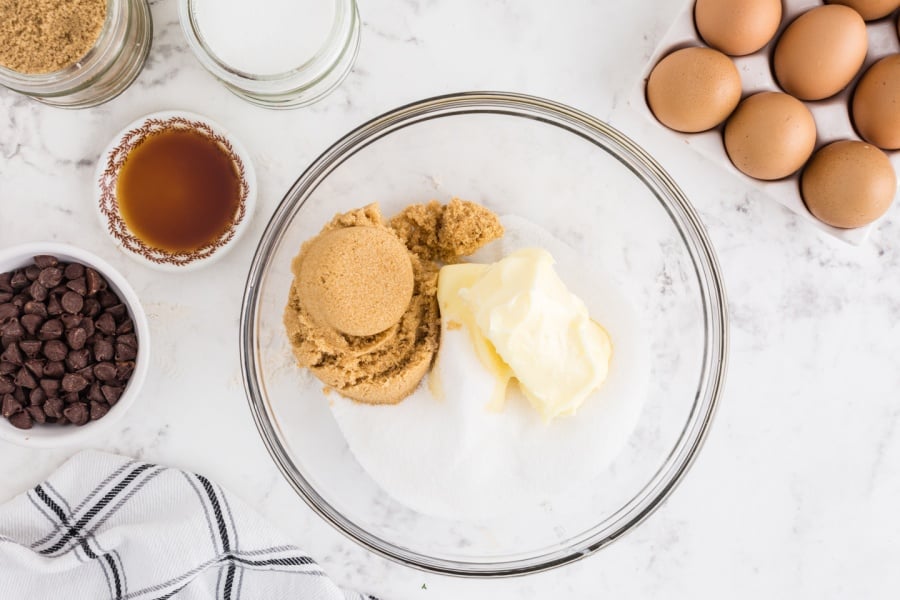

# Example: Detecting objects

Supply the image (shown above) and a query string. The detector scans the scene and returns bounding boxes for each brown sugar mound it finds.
[0,0,107,74]
[298,226,414,337]
[284,199,503,405]
[391,198,504,263]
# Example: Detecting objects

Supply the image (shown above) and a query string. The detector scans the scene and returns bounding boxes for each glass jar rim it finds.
[179,0,355,83]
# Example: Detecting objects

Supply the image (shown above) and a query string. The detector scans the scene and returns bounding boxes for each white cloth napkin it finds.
[0,450,376,600]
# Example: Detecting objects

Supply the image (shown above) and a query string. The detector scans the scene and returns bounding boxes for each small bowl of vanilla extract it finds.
[95,111,256,271]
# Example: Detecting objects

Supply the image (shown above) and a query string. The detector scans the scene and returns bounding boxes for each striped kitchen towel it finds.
[0,450,376,600]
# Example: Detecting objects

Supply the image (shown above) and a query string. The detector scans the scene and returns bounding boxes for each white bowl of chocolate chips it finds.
[0,243,149,448]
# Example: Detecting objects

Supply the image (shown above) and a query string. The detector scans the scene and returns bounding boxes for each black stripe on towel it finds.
[105,553,123,599]
[34,485,67,524]
[196,475,234,600]
[40,463,153,555]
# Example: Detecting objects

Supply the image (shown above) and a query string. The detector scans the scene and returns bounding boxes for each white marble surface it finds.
[2,0,900,598]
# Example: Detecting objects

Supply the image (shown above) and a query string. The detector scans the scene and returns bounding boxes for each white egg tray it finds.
[628,0,900,245]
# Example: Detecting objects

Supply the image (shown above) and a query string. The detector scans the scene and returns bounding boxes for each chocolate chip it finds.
[47,295,62,316]
[9,410,32,429]
[65,277,87,297]
[116,318,134,335]
[93,362,117,382]
[29,387,46,406]
[38,267,63,289]
[29,281,48,302]
[63,402,89,426]
[82,298,101,317]
[33,255,59,269]
[20,313,43,336]
[2,393,22,417]
[66,328,87,350]
[85,268,105,296]
[97,290,117,308]
[0,361,16,375]
[63,392,80,405]
[115,342,137,361]
[61,373,89,393]
[107,304,127,320]
[64,263,84,280]
[26,404,46,424]
[24,265,41,281]
[12,386,25,404]
[95,313,116,335]
[43,397,63,419]
[15,368,37,389]
[0,292,11,303]
[0,273,12,294]
[61,314,82,330]
[0,303,17,321]
[0,342,22,365]
[93,338,114,362]
[118,333,137,349]
[40,378,60,397]
[38,319,63,340]
[116,361,135,381]
[23,300,48,318]
[87,382,104,403]
[9,271,28,290]
[61,291,83,314]
[18,339,41,358]
[89,401,109,421]
[0,375,14,394]
[24,359,44,378]
[101,385,123,405]
[76,366,95,384]
[65,349,90,372]
[43,361,65,379]
[0,318,24,341]
[82,318,95,339]
[10,293,26,309]
[43,340,68,362]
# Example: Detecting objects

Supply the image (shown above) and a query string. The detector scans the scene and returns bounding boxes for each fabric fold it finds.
[0,450,376,600]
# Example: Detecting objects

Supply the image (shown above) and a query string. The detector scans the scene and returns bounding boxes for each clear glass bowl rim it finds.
[240,91,729,577]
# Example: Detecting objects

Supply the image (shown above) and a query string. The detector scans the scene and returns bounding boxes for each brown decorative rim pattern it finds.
[98,116,250,266]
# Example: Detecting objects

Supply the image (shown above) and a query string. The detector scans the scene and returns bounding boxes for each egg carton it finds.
[628,0,900,245]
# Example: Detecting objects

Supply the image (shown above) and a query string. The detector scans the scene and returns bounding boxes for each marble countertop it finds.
[2,0,900,597]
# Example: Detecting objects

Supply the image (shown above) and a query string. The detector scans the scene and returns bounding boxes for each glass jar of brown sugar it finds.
[0,0,152,108]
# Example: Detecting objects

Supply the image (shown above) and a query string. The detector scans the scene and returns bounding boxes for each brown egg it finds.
[695,0,782,56]
[724,92,817,180]
[825,0,900,20]
[801,141,896,228]
[774,5,867,101]
[646,47,742,133]
[852,55,900,149]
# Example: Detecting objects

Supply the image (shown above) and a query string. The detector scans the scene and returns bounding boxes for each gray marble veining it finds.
[2,1,900,598]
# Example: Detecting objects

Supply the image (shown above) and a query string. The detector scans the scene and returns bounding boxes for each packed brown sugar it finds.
[0,0,107,74]
[283,199,503,405]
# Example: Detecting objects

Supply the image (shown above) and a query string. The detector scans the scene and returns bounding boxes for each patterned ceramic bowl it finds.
[94,110,256,272]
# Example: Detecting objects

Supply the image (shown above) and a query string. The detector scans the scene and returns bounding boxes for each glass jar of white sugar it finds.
[179,0,360,109]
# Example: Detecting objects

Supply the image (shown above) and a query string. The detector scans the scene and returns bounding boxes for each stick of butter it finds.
[437,247,612,421]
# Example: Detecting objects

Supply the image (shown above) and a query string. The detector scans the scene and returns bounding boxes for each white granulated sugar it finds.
[329,216,649,520]
[193,0,335,75]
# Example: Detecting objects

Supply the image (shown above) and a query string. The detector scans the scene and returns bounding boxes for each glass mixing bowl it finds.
[240,92,728,576]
